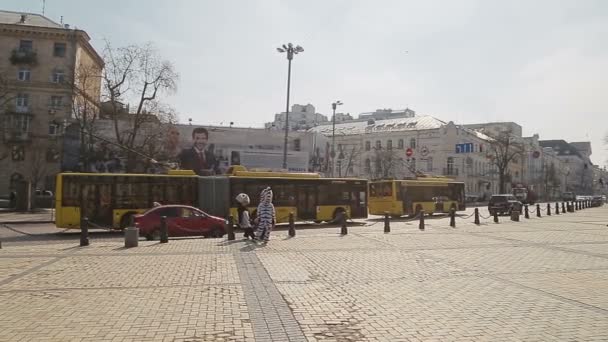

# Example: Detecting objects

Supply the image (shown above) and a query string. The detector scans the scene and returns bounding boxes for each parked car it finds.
[488,194,522,216]
[134,205,227,240]
[591,196,605,207]
[562,192,575,201]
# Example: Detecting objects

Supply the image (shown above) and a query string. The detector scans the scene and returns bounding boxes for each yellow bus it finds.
[55,171,199,229]
[201,166,368,223]
[368,178,465,217]
[55,167,368,229]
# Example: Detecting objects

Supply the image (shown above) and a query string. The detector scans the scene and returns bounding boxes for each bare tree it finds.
[335,145,361,177]
[0,72,14,161]
[487,130,524,193]
[70,64,103,171]
[370,148,401,180]
[101,42,179,172]
[23,145,53,210]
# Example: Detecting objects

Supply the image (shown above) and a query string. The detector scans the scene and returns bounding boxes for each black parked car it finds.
[488,194,522,216]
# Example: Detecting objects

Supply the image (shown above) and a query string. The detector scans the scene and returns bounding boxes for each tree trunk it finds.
[499,173,506,194]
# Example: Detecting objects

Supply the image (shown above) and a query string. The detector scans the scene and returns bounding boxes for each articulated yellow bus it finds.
[202,166,368,223]
[55,171,199,229]
[55,167,368,229]
[368,178,465,217]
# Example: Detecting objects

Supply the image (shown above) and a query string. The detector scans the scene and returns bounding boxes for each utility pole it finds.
[331,100,343,177]
[276,43,304,170]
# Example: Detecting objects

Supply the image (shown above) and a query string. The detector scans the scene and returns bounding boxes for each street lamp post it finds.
[331,101,343,177]
[276,43,304,170]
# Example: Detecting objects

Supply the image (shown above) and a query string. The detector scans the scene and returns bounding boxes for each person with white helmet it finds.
[235,193,255,239]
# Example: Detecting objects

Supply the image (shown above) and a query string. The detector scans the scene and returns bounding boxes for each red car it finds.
[134,205,227,240]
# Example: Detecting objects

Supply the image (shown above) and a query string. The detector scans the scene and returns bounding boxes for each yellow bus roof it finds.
[58,172,198,178]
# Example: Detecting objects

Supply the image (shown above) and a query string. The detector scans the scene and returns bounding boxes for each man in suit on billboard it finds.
[178,127,218,175]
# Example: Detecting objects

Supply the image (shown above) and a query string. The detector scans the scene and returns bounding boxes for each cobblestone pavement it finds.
[0,206,607,341]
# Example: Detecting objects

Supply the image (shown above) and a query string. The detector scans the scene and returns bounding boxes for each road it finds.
[1,204,606,341]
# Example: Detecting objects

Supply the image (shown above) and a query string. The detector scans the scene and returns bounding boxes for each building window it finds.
[365,141,371,151]
[375,140,381,149]
[11,146,25,161]
[18,68,30,81]
[16,93,29,111]
[410,138,416,149]
[52,70,65,83]
[46,147,60,162]
[427,157,433,172]
[50,96,63,108]
[411,158,416,171]
[19,40,33,52]
[49,123,60,136]
[364,158,371,173]
[447,157,454,175]
[53,42,66,57]
[397,139,404,149]
[11,114,32,133]
[387,140,393,150]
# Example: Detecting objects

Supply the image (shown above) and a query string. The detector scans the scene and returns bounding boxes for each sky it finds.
[6,0,608,166]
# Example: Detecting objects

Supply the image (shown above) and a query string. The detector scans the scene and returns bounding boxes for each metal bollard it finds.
[384,212,390,233]
[493,210,499,223]
[288,212,296,237]
[80,217,90,246]
[524,205,530,219]
[562,202,566,213]
[474,208,480,225]
[227,215,235,241]
[511,210,520,222]
[0,239,2,249]
[160,216,168,243]
[124,226,139,248]
[419,210,425,230]
[547,203,552,216]
[340,212,348,235]
[555,202,560,215]
[536,204,541,217]
[449,208,456,228]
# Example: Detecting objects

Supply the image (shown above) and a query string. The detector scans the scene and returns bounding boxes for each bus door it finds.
[82,181,113,227]
[350,185,367,218]
[296,184,316,220]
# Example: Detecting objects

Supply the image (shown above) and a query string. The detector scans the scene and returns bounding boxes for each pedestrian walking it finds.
[254,187,276,242]
[235,193,255,239]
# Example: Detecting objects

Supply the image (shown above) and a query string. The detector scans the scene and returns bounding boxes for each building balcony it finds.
[9,49,38,65]
[443,168,459,176]
[4,131,31,143]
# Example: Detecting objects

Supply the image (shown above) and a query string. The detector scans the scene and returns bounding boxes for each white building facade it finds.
[310,115,497,199]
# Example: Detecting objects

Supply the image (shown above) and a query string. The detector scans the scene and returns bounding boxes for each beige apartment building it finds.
[0,10,103,196]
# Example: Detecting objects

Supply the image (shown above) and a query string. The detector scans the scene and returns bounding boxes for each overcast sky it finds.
[7,0,608,166]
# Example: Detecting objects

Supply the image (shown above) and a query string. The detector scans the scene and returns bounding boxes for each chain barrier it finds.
[456,212,476,220]
[0,223,70,236]
[85,220,115,231]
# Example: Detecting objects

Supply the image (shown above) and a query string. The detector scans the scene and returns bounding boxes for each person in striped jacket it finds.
[255,187,276,242]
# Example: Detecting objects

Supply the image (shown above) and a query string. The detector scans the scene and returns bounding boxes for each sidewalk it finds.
[0,208,55,224]
[1,207,607,341]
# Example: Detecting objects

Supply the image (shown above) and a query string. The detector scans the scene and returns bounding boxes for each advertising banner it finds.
[62,121,325,175]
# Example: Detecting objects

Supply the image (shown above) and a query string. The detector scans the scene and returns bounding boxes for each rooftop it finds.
[309,115,444,136]
[0,10,62,28]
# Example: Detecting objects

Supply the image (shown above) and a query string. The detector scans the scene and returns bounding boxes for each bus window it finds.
[382,182,392,197]
[62,175,81,207]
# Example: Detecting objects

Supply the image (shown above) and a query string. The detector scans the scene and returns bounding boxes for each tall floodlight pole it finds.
[276,43,304,170]
[331,101,343,177]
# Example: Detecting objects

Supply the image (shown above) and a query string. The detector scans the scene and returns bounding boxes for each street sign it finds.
[405,148,414,157]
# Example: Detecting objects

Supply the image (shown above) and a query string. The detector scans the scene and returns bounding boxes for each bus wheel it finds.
[332,208,346,223]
